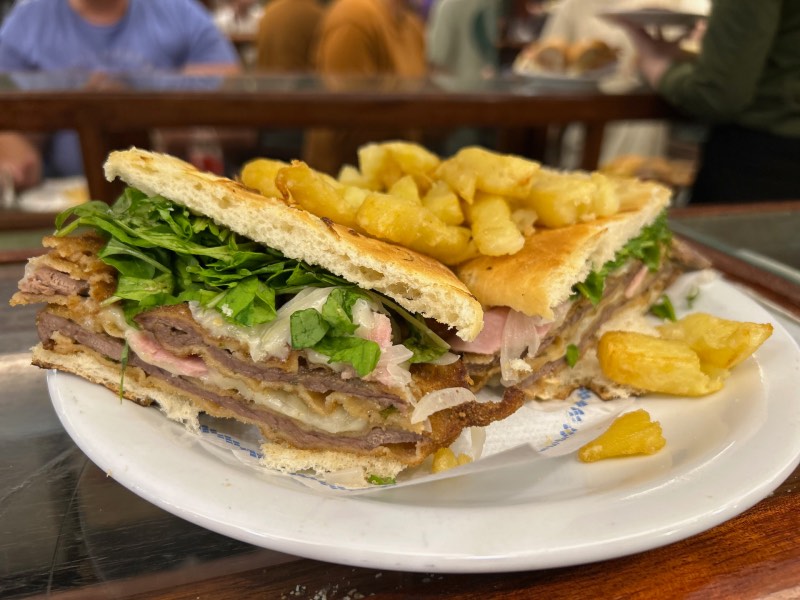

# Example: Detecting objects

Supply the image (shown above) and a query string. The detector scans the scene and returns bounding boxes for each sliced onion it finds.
[430,351,459,366]
[411,387,476,424]
[470,427,486,460]
[500,309,541,382]
[366,343,414,388]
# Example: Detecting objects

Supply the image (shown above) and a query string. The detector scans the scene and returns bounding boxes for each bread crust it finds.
[103,148,483,340]
[456,188,670,318]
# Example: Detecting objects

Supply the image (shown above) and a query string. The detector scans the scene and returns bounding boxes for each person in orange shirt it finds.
[303,0,426,174]
[255,0,325,73]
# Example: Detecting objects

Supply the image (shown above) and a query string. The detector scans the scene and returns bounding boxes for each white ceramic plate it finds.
[16,177,88,213]
[602,9,705,29]
[48,278,800,573]
[514,64,617,92]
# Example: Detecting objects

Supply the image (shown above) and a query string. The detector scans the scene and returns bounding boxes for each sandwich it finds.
[513,39,569,74]
[514,39,617,76]
[566,40,618,75]
[11,149,524,483]
[449,183,706,400]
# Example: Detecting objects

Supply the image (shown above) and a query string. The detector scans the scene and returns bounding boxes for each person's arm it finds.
[633,0,781,120]
[179,0,242,74]
[425,0,456,72]
[0,132,43,189]
[539,0,576,42]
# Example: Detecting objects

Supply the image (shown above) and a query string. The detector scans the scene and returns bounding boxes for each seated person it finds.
[0,0,240,190]
[255,0,324,73]
[303,0,427,175]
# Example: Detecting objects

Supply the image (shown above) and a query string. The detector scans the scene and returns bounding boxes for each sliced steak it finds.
[135,304,412,409]
[36,310,423,452]
[20,266,90,297]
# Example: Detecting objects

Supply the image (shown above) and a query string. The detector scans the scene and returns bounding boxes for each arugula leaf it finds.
[216,276,277,327]
[650,295,677,321]
[115,272,174,301]
[321,288,363,336]
[313,336,381,377]
[118,339,129,402]
[290,308,330,348]
[366,474,396,486]
[565,343,580,368]
[686,286,700,309]
[55,189,451,376]
[572,212,672,304]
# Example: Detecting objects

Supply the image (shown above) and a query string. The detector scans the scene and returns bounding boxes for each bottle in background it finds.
[188,127,225,175]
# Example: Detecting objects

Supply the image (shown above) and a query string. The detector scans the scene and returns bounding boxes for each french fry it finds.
[468,192,525,256]
[436,146,539,203]
[240,158,289,199]
[358,143,402,190]
[355,192,425,247]
[598,331,725,397]
[422,180,464,225]
[388,174,422,205]
[337,164,372,189]
[275,161,362,229]
[658,313,773,370]
[383,141,440,178]
[416,220,475,265]
[578,409,666,462]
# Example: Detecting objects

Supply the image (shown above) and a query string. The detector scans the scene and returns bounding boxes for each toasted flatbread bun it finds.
[104,148,482,341]
[456,185,670,319]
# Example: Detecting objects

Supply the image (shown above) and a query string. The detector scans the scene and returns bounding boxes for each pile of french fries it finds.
[240,141,654,266]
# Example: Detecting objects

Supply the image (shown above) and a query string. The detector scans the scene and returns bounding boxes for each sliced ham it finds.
[126,329,208,378]
[448,307,510,354]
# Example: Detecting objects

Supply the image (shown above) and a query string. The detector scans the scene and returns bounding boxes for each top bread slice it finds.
[104,148,483,340]
[456,183,671,320]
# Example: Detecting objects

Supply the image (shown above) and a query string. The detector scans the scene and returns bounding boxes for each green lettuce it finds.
[55,189,448,374]
[572,212,672,305]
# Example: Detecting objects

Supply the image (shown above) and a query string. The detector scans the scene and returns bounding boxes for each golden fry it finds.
[275,161,362,229]
[416,221,475,265]
[431,448,472,473]
[468,192,525,256]
[422,180,464,225]
[355,192,425,247]
[578,409,666,462]
[598,331,725,397]
[436,147,539,203]
[388,174,422,204]
[523,170,621,228]
[240,158,289,199]
[658,313,773,370]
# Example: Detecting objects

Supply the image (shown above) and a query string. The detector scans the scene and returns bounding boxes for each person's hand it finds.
[606,18,686,88]
[0,132,43,190]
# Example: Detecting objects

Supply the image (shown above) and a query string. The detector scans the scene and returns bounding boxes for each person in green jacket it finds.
[614,0,800,203]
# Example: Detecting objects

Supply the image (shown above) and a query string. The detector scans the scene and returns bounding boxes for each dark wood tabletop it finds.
[0,72,677,206]
[1,202,799,600]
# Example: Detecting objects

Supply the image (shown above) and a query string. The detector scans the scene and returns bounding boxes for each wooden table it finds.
[1,202,799,599]
[0,72,677,211]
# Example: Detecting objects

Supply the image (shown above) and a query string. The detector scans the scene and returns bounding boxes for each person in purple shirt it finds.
[0,0,240,189]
